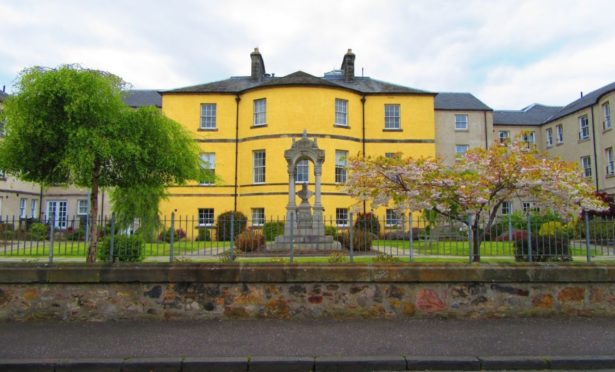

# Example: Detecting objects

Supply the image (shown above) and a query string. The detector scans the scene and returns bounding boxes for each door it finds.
[47,201,68,229]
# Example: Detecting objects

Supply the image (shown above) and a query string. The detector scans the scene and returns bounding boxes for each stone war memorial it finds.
[269,131,341,251]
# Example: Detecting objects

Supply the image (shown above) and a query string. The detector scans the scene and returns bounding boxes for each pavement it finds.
[1,318,615,370]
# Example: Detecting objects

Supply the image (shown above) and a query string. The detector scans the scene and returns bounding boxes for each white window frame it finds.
[253,150,266,184]
[200,103,217,130]
[30,199,38,218]
[77,199,89,215]
[546,128,553,147]
[455,144,469,157]
[579,115,590,140]
[581,156,592,178]
[498,130,510,143]
[253,98,266,126]
[501,201,512,215]
[556,124,564,144]
[522,202,532,214]
[603,102,611,130]
[384,104,400,130]
[199,152,216,185]
[335,150,347,184]
[335,98,348,126]
[251,208,265,227]
[385,209,402,227]
[455,114,469,131]
[335,208,348,227]
[295,159,309,184]
[522,131,536,145]
[198,208,214,227]
[46,200,68,229]
[606,147,614,176]
[19,198,27,219]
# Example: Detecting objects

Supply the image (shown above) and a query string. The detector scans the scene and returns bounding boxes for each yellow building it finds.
[160,49,436,226]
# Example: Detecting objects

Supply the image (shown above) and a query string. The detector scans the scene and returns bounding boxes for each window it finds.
[385,209,401,227]
[335,99,348,126]
[335,150,347,183]
[546,128,553,147]
[501,201,512,215]
[0,169,5,179]
[522,131,535,145]
[606,147,614,176]
[77,199,89,215]
[253,98,266,126]
[336,208,348,227]
[455,144,469,157]
[295,159,309,183]
[198,208,214,226]
[455,114,468,130]
[579,115,590,140]
[384,104,400,129]
[581,156,592,178]
[199,153,216,185]
[253,150,266,183]
[604,102,612,130]
[522,202,532,214]
[19,198,27,218]
[46,201,67,229]
[30,199,37,218]
[200,103,216,129]
[556,124,564,144]
[252,208,265,226]
[498,130,510,144]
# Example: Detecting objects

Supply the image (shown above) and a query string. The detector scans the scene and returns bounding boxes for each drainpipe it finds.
[590,105,600,191]
[233,95,241,212]
[361,95,366,214]
[483,111,489,149]
[38,184,43,220]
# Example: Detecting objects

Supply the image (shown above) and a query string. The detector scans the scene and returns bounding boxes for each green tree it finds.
[0,65,200,262]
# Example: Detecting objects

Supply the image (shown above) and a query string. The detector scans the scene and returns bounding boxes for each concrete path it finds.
[1,318,615,370]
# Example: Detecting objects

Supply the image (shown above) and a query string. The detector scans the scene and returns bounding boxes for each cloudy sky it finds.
[1,0,614,109]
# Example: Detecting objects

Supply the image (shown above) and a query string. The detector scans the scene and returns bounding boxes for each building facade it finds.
[160,49,436,224]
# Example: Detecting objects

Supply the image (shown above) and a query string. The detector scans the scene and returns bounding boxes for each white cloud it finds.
[0,0,614,109]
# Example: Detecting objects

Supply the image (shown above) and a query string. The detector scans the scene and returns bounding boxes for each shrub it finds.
[158,227,187,242]
[195,227,211,241]
[29,223,48,241]
[336,229,374,251]
[263,221,284,241]
[514,235,571,262]
[575,217,615,244]
[66,226,86,241]
[324,225,337,237]
[97,235,145,262]
[216,211,247,241]
[539,221,574,238]
[372,253,401,264]
[354,212,380,236]
[0,223,15,240]
[234,230,266,252]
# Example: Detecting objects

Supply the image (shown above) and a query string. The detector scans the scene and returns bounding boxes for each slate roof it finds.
[548,81,615,122]
[164,71,433,95]
[493,104,563,126]
[434,92,492,111]
[123,90,161,108]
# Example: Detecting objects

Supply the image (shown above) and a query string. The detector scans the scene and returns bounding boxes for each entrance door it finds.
[47,201,68,229]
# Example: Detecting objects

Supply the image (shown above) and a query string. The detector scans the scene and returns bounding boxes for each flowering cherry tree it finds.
[344,141,606,262]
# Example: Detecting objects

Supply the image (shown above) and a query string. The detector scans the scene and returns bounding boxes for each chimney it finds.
[250,48,266,81]
[341,49,355,82]
[580,91,584,98]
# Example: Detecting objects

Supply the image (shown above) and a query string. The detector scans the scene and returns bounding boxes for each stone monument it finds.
[269,131,341,251]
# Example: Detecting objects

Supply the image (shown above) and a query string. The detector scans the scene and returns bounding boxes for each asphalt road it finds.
[1,317,614,360]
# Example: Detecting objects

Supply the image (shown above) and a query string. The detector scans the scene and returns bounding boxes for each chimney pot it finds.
[250,48,266,81]
[341,49,356,82]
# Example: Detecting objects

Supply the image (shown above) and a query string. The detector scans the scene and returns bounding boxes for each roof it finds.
[123,90,161,108]
[164,71,433,95]
[547,81,615,122]
[493,104,562,126]
[434,92,492,111]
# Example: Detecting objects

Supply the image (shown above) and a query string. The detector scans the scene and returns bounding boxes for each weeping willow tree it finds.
[110,185,167,242]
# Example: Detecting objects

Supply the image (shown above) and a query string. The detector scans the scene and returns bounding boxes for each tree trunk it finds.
[86,174,100,263]
[472,223,481,262]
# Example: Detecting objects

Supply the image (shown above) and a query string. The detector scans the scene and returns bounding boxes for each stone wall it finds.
[1,264,615,321]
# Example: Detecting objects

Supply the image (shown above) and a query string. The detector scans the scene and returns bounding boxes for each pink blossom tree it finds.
[344,141,606,262]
